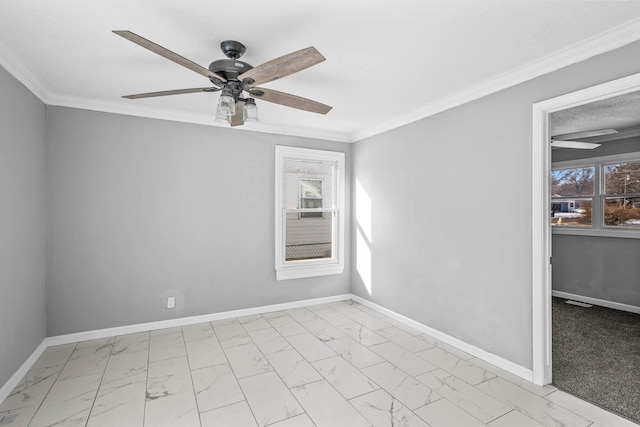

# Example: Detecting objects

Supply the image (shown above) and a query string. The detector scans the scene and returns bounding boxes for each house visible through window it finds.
[275,146,345,280]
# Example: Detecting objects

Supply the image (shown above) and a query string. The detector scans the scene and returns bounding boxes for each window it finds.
[603,161,640,228]
[275,146,345,280]
[552,152,640,237]
[551,167,594,227]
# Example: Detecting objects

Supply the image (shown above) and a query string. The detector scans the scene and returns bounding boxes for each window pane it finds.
[551,199,592,227]
[551,167,594,197]
[604,162,640,195]
[604,197,640,227]
[285,212,333,261]
[283,160,334,209]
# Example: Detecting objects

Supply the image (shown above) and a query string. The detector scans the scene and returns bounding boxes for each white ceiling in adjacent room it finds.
[2,0,640,142]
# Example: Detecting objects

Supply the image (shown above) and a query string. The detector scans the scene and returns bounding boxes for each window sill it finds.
[552,226,640,239]
[276,263,344,281]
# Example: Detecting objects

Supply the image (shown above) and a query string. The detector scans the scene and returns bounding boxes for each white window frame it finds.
[552,151,640,239]
[275,146,345,280]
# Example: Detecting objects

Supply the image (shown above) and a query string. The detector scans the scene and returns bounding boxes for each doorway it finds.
[532,72,640,387]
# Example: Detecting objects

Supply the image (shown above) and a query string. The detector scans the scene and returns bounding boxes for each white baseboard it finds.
[0,340,48,403]
[46,293,353,347]
[350,294,534,382]
[552,291,640,314]
[3,291,537,402]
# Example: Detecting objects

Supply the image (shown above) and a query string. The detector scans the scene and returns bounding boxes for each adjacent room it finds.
[2,1,640,426]
[550,92,640,423]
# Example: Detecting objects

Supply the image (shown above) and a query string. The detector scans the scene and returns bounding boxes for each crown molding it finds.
[3,17,640,144]
[349,16,640,142]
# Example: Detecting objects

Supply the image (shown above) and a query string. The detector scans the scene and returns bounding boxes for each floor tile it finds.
[185,337,226,370]
[545,390,639,427]
[349,389,429,427]
[361,362,441,410]
[238,314,272,332]
[300,317,347,342]
[0,404,39,427]
[286,332,336,362]
[4,298,630,427]
[31,343,76,370]
[312,355,379,399]
[416,368,511,423]
[181,322,215,342]
[200,401,258,427]
[416,347,494,385]
[111,332,149,355]
[326,300,362,314]
[488,410,546,427]
[28,373,102,427]
[414,398,487,427]
[214,322,252,348]
[265,349,323,388]
[325,336,384,369]
[346,311,392,330]
[418,334,474,360]
[247,328,293,355]
[148,330,186,362]
[267,314,307,337]
[0,365,62,411]
[238,371,304,427]
[101,349,148,390]
[369,341,437,376]
[375,326,433,352]
[477,376,592,427]
[285,307,319,323]
[76,336,115,349]
[57,344,112,380]
[338,322,389,347]
[291,380,372,427]
[86,380,146,427]
[191,363,245,413]
[313,307,353,326]
[268,413,316,427]
[223,342,272,378]
[145,356,200,427]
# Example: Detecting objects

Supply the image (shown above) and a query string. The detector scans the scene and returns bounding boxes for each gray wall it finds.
[552,136,640,307]
[0,67,47,385]
[553,235,640,307]
[351,40,640,369]
[46,107,351,336]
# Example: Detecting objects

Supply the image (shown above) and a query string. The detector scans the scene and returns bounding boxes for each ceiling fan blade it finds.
[550,140,601,150]
[239,47,325,86]
[113,30,226,83]
[230,101,245,127]
[251,87,331,115]
[123,87,219,99]
[552,128,618,140]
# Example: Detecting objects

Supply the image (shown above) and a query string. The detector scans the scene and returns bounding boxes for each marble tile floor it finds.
[1,300,637,427]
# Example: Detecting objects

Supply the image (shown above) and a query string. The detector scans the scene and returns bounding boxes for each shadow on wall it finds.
[356,179,372,295]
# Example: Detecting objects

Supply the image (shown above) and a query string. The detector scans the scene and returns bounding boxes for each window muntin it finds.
[275,146,345,280]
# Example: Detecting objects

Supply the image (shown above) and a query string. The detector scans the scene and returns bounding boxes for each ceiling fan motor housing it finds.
[208,59,253,83]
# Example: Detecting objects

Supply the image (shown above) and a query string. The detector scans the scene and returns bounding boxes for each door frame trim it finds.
[531,72,640,385]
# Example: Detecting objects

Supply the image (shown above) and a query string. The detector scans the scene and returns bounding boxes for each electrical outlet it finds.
[167,296,176,309]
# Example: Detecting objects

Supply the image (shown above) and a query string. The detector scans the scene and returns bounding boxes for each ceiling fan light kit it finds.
[113,31,332,127]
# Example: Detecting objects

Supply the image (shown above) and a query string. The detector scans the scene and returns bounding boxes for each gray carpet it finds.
[552,297,640,424]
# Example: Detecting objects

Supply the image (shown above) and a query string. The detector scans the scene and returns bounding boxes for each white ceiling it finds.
[3,1,640,142]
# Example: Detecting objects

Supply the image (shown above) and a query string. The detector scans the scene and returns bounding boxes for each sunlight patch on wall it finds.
[356,179,372,294]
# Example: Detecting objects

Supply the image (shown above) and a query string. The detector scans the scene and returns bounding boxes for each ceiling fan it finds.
[550,128,619,150]
[113,31,332,126]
